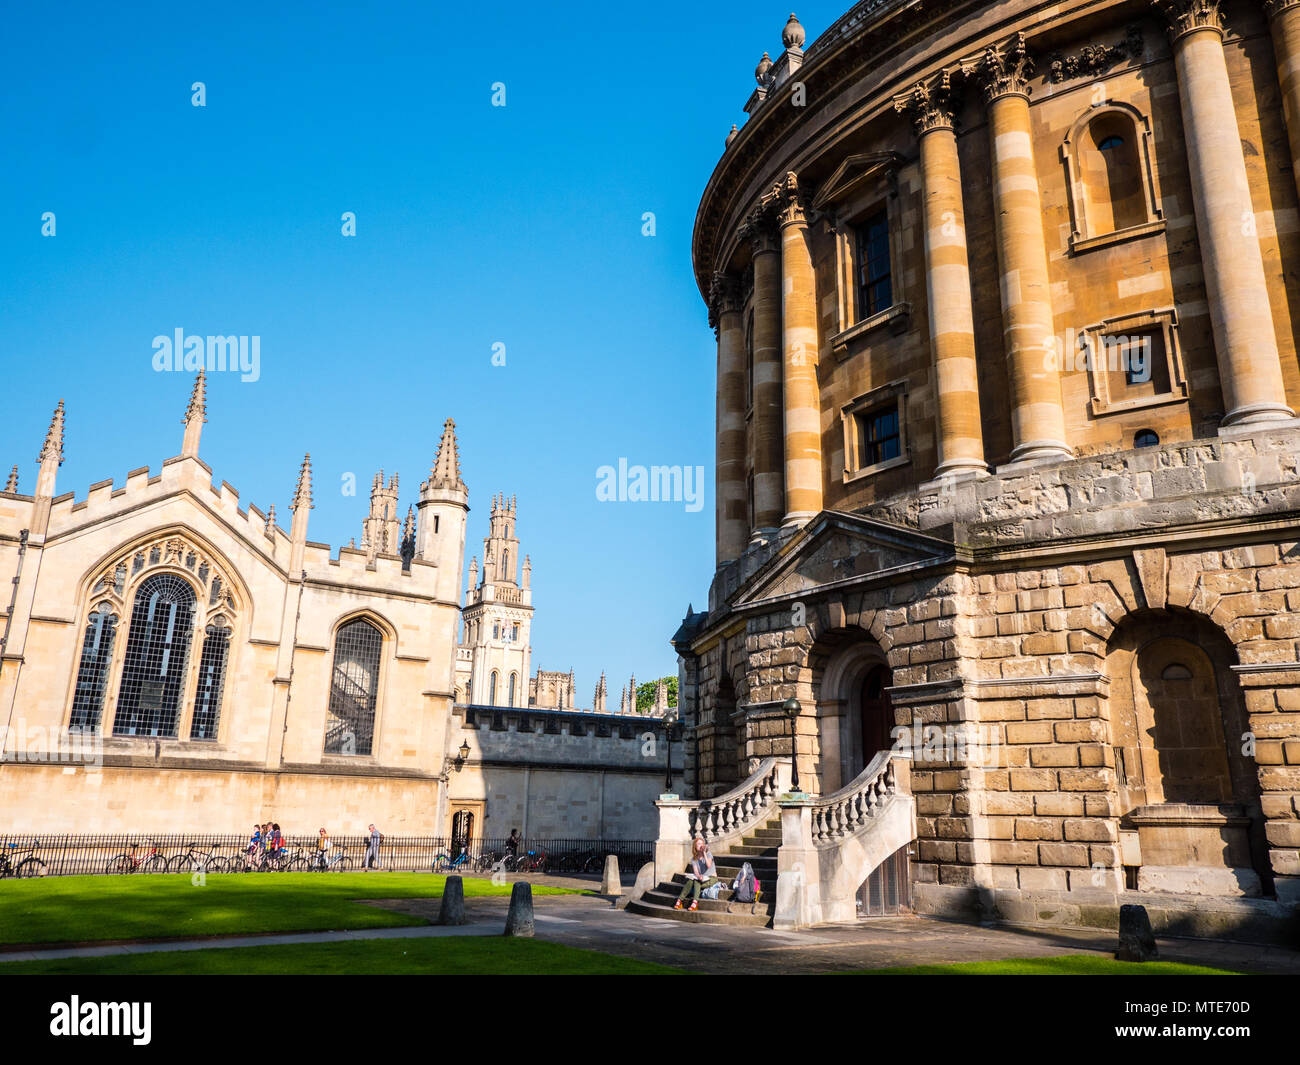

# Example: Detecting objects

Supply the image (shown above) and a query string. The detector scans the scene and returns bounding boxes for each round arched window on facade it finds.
[1134,429,1159,449]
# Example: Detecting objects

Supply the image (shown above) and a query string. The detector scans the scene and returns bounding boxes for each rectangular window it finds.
[856,211,892,320]
[855,405,901,469]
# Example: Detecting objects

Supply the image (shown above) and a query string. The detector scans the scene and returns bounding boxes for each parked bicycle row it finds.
[0,832,653,878]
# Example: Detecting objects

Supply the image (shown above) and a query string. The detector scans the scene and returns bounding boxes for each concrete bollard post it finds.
[504,881,535,937]
[1116,904,1158,962]
[438,874,467,926]
[601,854,623,896]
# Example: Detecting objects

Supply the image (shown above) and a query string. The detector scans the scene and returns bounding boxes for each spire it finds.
[289,453,313,569]
[628,674,638,714]
[265,504,277,536]
[181,370,206,458]
[291,453,313,513]
[428,418,466,492]
[400,505,416,570]
[4,465,17,493]
[36,400,65,498]
[594,671,607,713]
[38,400,65,465]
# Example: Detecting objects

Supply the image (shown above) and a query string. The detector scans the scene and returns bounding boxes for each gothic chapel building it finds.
[0,373,471,833]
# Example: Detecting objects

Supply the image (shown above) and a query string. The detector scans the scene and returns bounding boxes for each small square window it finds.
[855,405,901,469]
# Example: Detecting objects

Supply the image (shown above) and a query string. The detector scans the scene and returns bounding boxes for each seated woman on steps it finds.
[674,838,718,911]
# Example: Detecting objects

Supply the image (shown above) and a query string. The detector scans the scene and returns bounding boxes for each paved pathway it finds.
[3,870,1296,973]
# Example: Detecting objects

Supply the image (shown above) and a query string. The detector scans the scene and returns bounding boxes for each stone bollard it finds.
[1116,903,1158,962]
[601,854,623,897]
[504,881,535,937]
[438,874,467,926]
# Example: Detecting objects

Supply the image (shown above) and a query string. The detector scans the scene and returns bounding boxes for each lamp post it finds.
[661,708,678,795]
[454,739,470,771]
[782,697,802,794]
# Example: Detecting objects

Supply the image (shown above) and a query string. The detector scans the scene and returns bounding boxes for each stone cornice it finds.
[1152,0,1226,42]
[962,32,1036,103]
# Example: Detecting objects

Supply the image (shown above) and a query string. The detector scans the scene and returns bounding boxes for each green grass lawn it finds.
[0,872,578,947]
[0,936,683,976]
[853,954,1243,975]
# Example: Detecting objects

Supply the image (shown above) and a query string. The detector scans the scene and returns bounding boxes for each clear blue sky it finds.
[0,1,845,700]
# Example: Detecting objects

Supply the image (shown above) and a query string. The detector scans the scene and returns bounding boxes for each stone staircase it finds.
[627,817,780,927]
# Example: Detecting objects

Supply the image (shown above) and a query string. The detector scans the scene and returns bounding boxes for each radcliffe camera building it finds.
[667,1,1300,931]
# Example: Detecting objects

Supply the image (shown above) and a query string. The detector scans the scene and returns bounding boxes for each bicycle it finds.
[432,847,472,873]
[514,847,548,874]
[0,841,46,878]
[308,845,351,872]
[166,841,227,874]
[106,839,168,875]
[475,849,520,874]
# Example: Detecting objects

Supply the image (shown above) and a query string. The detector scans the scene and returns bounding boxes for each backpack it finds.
[732,862,757,903]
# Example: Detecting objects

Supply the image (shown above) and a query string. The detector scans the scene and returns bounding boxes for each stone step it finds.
[645,887,774,916]
[626,897,773,928]
[726,843,779,857]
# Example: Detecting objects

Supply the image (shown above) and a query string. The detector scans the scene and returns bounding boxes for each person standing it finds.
[364,823,383,871]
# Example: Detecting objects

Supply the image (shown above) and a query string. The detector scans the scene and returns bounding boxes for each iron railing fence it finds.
[0,833,653,878]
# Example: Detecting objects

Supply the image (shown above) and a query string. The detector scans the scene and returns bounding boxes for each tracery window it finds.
[70,535,240,741]
[69,606,117,731]
[325,617,382,756]
[190,617,232,740]
[113,574,196,737]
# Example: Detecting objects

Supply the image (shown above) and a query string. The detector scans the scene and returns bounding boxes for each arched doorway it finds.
[810,629,894,794]
[859,664,894,770]
[1107,612,1270,896]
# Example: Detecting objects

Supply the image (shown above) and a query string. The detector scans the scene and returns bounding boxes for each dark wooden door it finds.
[860,664,894,764]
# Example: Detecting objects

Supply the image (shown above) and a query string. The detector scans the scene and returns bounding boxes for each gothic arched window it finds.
[69,606,118,731]
[508,672,517,707]
[489,671,498,705]
[190,617,232,740]
[113,574,197,737]
[325,618,382,755]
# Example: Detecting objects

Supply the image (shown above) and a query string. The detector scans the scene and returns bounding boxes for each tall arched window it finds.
[190,617,232,740]
[489,671,498,705]
[508,672,517,707]
[69,606,118,731]
[113,574,196,737]
[325,618,382,755]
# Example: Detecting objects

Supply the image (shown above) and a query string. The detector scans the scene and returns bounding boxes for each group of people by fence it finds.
[244,822,384,871]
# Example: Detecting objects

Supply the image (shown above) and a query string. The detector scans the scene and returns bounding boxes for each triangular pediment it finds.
[735,511,954,606]
[812,153,905,211]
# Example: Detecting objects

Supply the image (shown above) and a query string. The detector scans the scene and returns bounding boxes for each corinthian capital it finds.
[761,172,811,230]
[738,204,779,254]
[963,32,1035,103]
[1152,0,1226,40]
[1264,0,1300,17]
[894,71,960,135]
[708,272,743,328]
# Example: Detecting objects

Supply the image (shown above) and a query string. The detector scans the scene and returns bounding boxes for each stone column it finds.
[771,173,824,526]
[970,35,1072,464]
[897,77,989,481]
[711,273,748,565]
[743,210,786,536]
[1267,0,1300,206]
[1157,0,1293,425]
